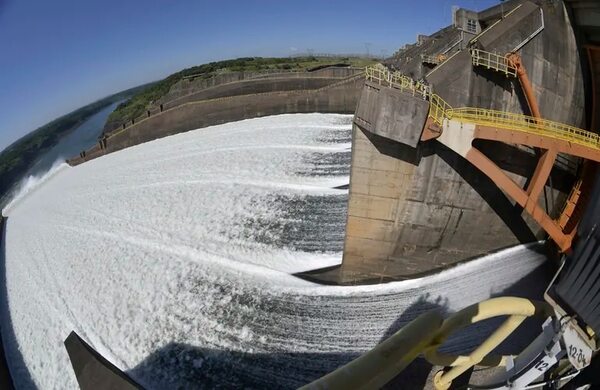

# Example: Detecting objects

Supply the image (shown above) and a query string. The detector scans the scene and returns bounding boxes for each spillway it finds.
[1,114,549,389]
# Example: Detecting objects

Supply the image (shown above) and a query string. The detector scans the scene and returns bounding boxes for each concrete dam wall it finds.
[103,67,363,133]
[69,73,363,165]
[337,0,588,283]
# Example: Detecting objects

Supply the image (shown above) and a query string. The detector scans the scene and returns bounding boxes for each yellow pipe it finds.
[424,297,551,367]
[299,310,443,390]
[433,315,527,390]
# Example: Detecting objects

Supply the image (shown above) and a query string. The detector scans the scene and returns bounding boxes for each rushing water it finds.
[1,114,548,389]
[0,101,122,209]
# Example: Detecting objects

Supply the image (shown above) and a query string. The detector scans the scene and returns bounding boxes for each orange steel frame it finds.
[444,124,600,252]
[416,50,599,252]
[436,52,599,252]
[506,53,542,120]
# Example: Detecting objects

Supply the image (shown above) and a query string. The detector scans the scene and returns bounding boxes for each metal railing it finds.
[364,66,600,151]
[429,93,452,127]
[451,107,600,149]
[421,54,441,65]
[421,54,448,65]
[470,49,517,77]
[364,66,430,97]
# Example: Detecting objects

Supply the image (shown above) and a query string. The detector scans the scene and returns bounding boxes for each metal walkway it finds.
[364,66,600,251]
[365,66,600,153]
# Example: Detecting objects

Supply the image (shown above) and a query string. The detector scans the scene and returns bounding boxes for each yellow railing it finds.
[451,107,600,149]
[429,93,452,127]
[365,66,430,97]
[470,48,517,77]
[363,66,600,151]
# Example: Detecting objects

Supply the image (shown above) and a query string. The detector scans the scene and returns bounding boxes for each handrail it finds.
[421,54,443,65]
[429,93,452,127]
[364,66,430,97]
[442,32,464,55]
[363,66,600,151]
[451,107,600,149]
[470,49,517,77]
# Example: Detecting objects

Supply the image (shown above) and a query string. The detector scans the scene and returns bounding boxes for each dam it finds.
[65,0,599,286]
[2,0,600,388]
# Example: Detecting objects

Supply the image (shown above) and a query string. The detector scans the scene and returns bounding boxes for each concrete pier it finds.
[334,0,588,283]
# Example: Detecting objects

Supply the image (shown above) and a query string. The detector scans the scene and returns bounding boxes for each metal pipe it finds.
[299,311,443,390]
[507,52,542,119]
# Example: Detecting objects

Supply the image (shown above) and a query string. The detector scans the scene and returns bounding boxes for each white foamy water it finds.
[2,160,69,214]
[1,114,548,389]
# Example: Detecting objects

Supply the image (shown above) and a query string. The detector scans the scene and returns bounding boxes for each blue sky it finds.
[0,0,498,151]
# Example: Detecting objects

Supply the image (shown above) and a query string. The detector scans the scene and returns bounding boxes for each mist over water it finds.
[0,101,122,209]
[1,114,547,389]
[2,160,69,215]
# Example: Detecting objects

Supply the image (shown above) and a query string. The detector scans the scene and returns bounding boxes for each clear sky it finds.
[0,0,499,152]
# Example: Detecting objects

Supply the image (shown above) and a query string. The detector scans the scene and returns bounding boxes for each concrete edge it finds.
[64,331,142,390]
[68,74,364,167]
[0,216,15,390]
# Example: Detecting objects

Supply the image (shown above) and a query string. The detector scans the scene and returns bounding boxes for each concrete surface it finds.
[354,80,429,147]
[69,75,363,166]
[64,332,141,390]
[104,67,363,133]
[330,0,584,284]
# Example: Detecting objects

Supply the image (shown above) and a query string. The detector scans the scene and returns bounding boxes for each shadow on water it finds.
[0,218,37,389]
[381,295,449,390]
[384,258,553,389]
[124,255,552,389]
[123,295,448,389]
[127,344,359,389]
[236,193,348,253]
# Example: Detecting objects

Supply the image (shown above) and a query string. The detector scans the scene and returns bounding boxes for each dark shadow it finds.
[472,66,513,94]
[380,294,449,390]
[382,258,554,389]
[509,78,537,118]
[487,260,556,356]
[474,140,577,194]
[357,124,573,245]
[0,217,36,389]
[121,295,449,389]
[359,125,436,166]
[111,254,554,389]
[561,2,594,132]
[126,344,359,390]
[434,142,537,244]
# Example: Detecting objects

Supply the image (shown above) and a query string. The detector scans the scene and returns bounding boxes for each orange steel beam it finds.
[473,125,600,163]
[524,148,557,214]
[506,53,542,119]
[421,117,442,141]
[465,146,572,251]
[433,119,600,252]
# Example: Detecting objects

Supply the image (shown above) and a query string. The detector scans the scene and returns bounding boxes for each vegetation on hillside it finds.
[106,56,376,129]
